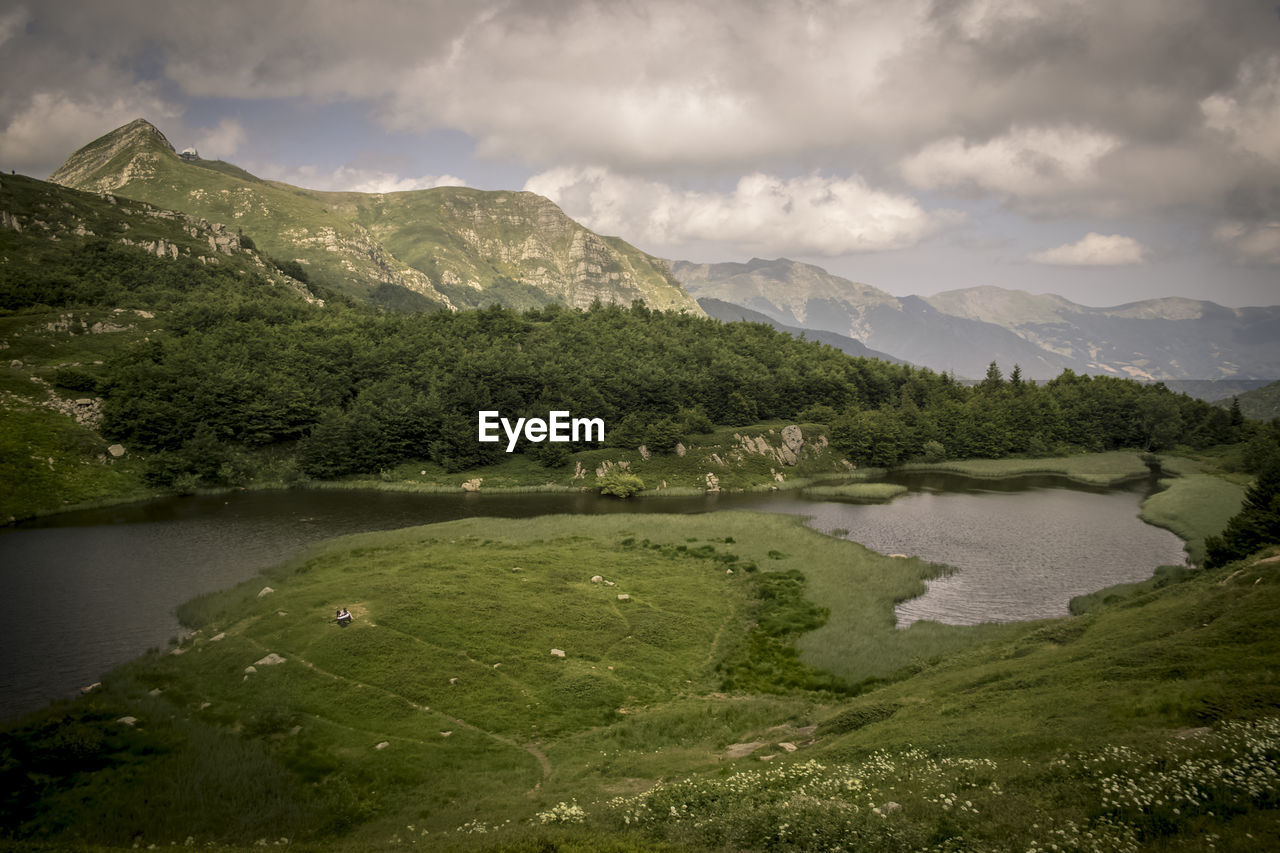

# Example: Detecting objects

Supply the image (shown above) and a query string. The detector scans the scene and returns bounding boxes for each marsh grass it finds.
[802,483,908,503]
[899,450,1152,486]
[1140,456,1245,563]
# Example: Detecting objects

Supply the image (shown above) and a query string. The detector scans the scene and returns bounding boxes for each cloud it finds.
[525,167,959,255]
[2,0,1279,249]
[1028,232,1148,266]
[264,163,466,194]
[0,90,181,178]
[0,5,29,48]
[901,125,1120,200]
[192,118,247,161]
[1201,55,1280,166]
[1213,221,1280,265]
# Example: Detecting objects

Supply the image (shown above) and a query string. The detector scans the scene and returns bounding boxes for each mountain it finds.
[672,258,1070,379]
[696,297,909,365]
[1215,379,1280,421]
[671,257,1280,381]
[926,286,1280,381]
[49,119,700,314]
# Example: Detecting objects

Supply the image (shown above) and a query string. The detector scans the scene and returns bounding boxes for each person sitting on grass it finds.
[334,607,352,626]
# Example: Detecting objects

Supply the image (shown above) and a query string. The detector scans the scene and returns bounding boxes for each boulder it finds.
[116,716,137,726]
[617,593,631,602]
[107,444,126,457]
[781,424,804,453]
[591,575,604,583]
[257,586,274,597]
[550,648,566,658]
[254,653,286,666]
[461,478,482,491]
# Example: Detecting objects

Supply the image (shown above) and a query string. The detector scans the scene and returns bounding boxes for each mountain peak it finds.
[49,118,177,192]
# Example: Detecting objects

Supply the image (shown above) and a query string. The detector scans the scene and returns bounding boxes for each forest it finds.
[5,237,1266,490]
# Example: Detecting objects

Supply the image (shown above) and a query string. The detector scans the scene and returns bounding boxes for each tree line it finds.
[8,238,1260,488]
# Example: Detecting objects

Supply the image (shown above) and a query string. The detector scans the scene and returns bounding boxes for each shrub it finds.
[597,471,644,498]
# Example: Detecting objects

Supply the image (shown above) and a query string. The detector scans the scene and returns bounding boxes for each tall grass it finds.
[899,450,1152,486]
[1140,456,1244,563]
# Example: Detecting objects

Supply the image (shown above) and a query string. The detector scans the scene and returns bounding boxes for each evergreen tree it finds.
[1204,463,1280,567]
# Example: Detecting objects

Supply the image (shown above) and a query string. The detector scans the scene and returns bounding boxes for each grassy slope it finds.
[9,512,1276,851]
[1140,456,1246,564]
[1218,379,1280,421]
[52,126,697,312]
[0,173,320,520]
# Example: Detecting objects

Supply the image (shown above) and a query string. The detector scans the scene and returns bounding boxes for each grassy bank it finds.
[1141,455,1246,564]
[8,511,1274,851]
[898,450,1154,486]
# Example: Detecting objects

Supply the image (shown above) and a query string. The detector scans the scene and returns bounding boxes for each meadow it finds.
[3,498,1277,851]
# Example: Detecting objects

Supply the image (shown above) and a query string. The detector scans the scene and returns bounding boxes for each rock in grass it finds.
[117,716,137,726]
[617,593,631,601]
[375,741,389,750]
[591,575,603,583]
[254,653,286,666]
[257,586,274,598]
[550,648,566,658]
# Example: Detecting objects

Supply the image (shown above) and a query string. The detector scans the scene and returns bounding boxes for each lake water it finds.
[0,473,1186,719]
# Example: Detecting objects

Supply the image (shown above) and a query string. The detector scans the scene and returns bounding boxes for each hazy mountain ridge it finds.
[926,286,1280,381]
[49,120,700,314]
[696,297,909,365]
[672,258,1280,381]
[673,258,1071,379]
[1216,379,1280,421]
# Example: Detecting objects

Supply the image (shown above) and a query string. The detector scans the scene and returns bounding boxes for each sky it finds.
[1,0,1278,308]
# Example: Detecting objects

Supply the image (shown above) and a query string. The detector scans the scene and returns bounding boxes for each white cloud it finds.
[191,118,247,161]
[1213,221,1280,265]
[0,90,180,177]
[525,166,958,255]
[901,126,1121,199]
[263,163,466,194]
[1201,55,1280,165]
[1028,232,1148,266]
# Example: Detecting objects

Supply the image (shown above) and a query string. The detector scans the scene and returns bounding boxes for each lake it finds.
[0,471,1186,719]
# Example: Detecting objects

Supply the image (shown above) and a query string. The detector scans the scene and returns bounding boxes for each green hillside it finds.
[0,172,320,520]
[1219,380,1280,422]
[3,512,1277,851]
[48,119,701,313]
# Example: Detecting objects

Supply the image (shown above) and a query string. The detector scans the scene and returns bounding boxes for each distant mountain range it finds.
[671,258,1280,381]
[697,298,907,365]
[49,119,699,314]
